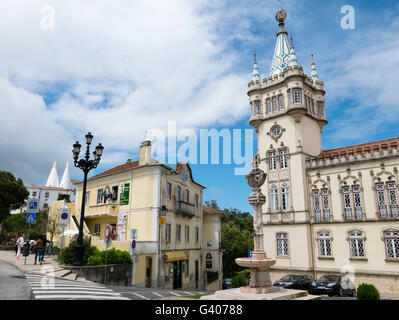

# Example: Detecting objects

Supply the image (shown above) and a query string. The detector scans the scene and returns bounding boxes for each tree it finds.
[47,209,60,242]
[0,171,29,223]
[57,194,70,202]
[205,200,254,278]
[3,210,48,241]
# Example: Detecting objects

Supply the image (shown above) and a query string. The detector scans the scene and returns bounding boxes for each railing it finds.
[176,201,195,217]
[85,203,119,217]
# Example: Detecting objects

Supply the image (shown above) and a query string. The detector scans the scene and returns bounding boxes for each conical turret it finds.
[59,161,73,189]
[310,54,320,84]
[252,51,261,82]
[270,9,291,77]
[46,161,59,187]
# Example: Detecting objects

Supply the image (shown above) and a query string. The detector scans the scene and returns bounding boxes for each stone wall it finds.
[65,263,132,286]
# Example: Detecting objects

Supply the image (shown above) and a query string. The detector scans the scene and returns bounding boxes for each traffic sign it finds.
[28,200,39,213]
[104,237,112,249]
[105,225,111,239]
[248,250,253,258]
[59,208,71,227]
[26,212,36,224]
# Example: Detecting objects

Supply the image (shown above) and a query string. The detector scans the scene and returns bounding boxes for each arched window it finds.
[253,101,260,115]
[278,94,284,110]
[279,149,288,169]
[266,98,272,114]
[272,96,278,112]
[348,230,365,257]
[377,182,399,218]
[269,151,277,171]
[383,230,399,259]
[276,233,289,257]
[292,88,302,104]
[317,231,332,257]
[342,185,363,220]
[281,183,290,211]
[313,188,331,221]
[270,184,278,211]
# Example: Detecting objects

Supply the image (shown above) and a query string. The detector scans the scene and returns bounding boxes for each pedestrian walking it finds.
[42,235,47,261]
[16,234,24,260]
[34,235,44,265]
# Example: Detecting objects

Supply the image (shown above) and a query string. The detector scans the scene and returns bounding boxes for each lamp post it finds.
[72,132,104,266]
[158,205,168,287]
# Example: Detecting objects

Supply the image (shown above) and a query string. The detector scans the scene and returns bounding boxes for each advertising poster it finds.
[117,212,127,241]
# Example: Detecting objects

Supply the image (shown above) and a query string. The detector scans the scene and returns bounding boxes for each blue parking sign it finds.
[26,212,36,224]
[248,250,253,258]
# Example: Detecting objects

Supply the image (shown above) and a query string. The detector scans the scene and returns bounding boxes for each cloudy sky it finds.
[0,0,398,212]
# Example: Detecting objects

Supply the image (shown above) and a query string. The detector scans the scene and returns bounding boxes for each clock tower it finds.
[248,8,328,224]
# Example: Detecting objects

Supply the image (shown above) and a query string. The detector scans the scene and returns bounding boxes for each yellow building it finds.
[49,140,222,290]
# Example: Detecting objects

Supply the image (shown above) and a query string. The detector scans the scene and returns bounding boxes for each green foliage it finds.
[238,269,251,280]
[218,204,254,278]
[57,194,70,202]
[0,171,29,223]
[356,283,380,300]
[58,239,98,266]
[3,210,48,241]
[84,248,132,266]
[231,274,248,288]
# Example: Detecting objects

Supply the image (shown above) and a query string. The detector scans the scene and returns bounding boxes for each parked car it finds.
[273,274,314,291]
[310,274,356,297]
[223,278,232,290]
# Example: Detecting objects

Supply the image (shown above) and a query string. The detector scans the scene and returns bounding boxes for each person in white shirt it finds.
[16,234,25,260]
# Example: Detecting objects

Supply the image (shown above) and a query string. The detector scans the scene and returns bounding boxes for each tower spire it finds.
[59,161,73,189]
[252,50,261,82]
[310,53,320,84]
[46,161,59,187]
[270,8,291,77]
[288,36,298,67]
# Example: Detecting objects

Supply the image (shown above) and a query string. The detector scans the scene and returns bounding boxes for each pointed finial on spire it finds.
[252,50,261,82]
[310,53,320,84]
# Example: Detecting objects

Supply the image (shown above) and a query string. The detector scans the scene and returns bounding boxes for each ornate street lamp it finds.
[72,132,104,266]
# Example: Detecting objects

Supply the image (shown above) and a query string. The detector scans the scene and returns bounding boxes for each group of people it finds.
[15,234,47,265]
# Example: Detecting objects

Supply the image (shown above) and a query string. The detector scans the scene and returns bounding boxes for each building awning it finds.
[163,251,188,262]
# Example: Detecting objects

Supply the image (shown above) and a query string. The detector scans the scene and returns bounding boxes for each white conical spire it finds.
[289,36,298,67]
[252,51,261,82]
[59,161,73,189]
[270,9,291,77]
[310,54,320,84]
[46,161,59,187]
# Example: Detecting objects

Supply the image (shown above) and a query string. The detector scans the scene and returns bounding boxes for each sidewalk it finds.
[0,250,94,283]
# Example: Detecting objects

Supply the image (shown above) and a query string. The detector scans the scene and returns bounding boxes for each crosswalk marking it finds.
[152,291,164,297]
[26,274,128,300]
[130,292,151,300]
[168,291,181,296]
[34,295,129,300]
[182,291,194,295]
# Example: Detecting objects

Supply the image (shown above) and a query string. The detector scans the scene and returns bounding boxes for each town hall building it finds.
[248,8,399,296]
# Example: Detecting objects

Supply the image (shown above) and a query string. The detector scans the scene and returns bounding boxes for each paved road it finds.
[25,273,211,300]
[0,261,32,300]
[26,274,129,300]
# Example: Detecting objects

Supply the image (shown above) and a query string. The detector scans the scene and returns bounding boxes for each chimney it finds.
[139,140,152,166]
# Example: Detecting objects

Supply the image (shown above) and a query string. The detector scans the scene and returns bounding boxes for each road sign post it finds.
[58,207,70,262]
[25,211,36,265]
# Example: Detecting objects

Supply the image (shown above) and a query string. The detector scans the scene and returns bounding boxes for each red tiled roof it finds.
[86,160,140,181]
[203,206,223,215]
[319,137,399,160]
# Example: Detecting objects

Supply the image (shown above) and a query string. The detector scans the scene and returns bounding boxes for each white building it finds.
[247,8,399,296]
[13,161,76,213]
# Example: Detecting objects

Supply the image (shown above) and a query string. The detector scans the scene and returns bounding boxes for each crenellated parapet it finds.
[248,65,324,93]
[306,140,399,169]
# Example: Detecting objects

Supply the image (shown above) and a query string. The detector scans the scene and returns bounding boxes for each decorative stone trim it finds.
[317,256,334,260]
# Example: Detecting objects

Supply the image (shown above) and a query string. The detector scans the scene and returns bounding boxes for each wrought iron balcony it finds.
[176,200,195,217]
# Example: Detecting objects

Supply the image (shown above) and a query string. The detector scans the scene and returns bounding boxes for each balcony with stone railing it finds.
[84,202,119,219]
[176,201,195,218]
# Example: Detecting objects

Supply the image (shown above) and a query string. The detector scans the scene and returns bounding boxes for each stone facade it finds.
[248,9,399,296]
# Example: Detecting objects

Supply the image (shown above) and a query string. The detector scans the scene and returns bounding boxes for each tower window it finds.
[279,149,288,169]
[281,183,290,211]
[270,184,278,211]
[272,96,278,112]
[317,101,324,117]
[253,101,261,115]
[278,95,284,110]
[293,88,302,104]
[305,96,309,113]
[311,99,315,114]
[266,98,271,114]
[269,151,277,171]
